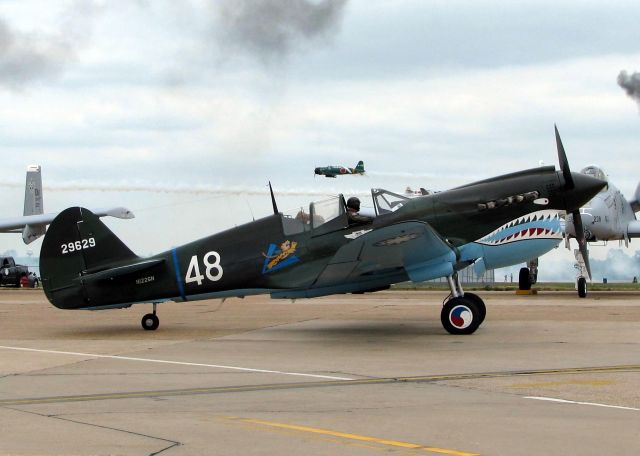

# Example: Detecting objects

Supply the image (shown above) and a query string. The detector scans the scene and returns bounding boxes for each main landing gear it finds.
[518,259,538,291]
[574,249,588,298]
[141,303,160,331]
[440,273,486,335]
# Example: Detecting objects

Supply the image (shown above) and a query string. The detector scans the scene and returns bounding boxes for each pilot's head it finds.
[346,196,361,212]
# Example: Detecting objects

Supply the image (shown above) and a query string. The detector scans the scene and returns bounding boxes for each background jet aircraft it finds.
[561,165,640,297]
[38,128,604,335]
[314,160,365,178]
[0,165,135,244]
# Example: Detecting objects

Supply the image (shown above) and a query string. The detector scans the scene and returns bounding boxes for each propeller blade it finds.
[571,209,592,279]
[555,124,575,189]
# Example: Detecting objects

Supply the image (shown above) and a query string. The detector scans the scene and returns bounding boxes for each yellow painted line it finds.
[226,417,480,456]
[510,379,615,388]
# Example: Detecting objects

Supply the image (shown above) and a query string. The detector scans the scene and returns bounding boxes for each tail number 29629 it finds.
[61,238,96,254]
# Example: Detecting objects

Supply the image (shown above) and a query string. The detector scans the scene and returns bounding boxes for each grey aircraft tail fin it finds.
[23,165,43,216]
[22,165,46,243]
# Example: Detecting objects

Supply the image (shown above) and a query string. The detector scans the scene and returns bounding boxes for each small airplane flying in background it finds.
[38,127,604,334]
[314,160,365,178]
[0,165,135,244]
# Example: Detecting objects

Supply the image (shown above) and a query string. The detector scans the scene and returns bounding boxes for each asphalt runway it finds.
[1,288,639,455]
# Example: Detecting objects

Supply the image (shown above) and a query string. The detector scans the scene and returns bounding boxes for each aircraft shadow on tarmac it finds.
[263,321,455,339]
[48,321,452,340]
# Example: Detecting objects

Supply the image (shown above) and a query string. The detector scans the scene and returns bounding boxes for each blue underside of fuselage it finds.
[466,239,560,275]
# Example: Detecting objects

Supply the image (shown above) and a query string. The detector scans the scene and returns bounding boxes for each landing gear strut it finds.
[574,249,588,298]
[440,272,486,335]
[141,303,160,331]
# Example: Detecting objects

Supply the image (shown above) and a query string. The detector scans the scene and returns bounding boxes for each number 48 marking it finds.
[185,251,223,286]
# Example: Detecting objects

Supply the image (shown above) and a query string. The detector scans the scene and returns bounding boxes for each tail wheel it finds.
[462,292,487,325]
[518,267,531,290]
[141,313,159,331]
[577,277,587,298]
[441,297,482,335]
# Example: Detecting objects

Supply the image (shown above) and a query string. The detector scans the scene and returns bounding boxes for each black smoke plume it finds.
[0,17,72,90]
[213,0,349,64]
[617,70,640,105]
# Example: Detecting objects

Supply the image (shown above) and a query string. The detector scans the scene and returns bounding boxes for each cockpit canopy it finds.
[580,165,608,192]
[281,195,349,236]
[281,189,408,236]
[580,165,607,182]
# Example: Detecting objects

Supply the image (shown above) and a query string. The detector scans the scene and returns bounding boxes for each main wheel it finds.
[462,292,487,325]
[441,297,482,335]
[577,277,587,298]
[141,313,159,331]
[518,267,531,290]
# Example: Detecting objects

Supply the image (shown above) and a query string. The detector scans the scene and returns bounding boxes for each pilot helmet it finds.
[346,197,361,211]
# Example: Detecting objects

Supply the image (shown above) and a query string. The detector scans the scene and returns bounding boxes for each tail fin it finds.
[40,207,138,309]
[23,164,43,216]
[22,165,46,243]
[354,160,365,173]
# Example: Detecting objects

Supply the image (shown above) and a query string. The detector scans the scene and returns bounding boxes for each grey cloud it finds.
[213,0,349,64]
[0,17,73,89]
[618,70,640,105]
[0,1,107,90]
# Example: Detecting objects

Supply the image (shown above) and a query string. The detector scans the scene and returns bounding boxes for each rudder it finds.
[40,207,138,309]
[22,165,45,243]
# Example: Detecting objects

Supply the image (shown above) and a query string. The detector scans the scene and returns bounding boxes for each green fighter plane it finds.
[39,128,604,334]
[314,160,365,178]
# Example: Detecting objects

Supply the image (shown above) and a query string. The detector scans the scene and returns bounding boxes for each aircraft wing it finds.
[273,221,457,298]
[0,207,135,241]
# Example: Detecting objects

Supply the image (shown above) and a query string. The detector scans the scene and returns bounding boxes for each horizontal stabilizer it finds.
[76,258,165,283]
[91,207,135,219]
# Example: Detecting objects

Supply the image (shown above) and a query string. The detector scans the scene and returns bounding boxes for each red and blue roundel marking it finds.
[449,305,473,329]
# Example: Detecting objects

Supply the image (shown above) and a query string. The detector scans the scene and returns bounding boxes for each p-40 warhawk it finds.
[40,128,604,334]
[314,160,365,178]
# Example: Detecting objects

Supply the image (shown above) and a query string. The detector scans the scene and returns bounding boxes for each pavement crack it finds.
[3,406,182,455]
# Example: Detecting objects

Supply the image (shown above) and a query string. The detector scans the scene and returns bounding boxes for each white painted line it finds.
[525,396,640,411]
[0,345,353,381]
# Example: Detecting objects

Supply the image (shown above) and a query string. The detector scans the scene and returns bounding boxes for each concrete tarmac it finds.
[1,289,639,455]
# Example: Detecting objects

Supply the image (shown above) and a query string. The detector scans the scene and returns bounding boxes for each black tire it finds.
[441,297,482,335]
[141,313,159,331]
[518,267,531,290]
[577,277,587,298]
[463,292,487,325]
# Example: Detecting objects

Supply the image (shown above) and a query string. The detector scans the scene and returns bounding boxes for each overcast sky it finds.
[0,0,638,281]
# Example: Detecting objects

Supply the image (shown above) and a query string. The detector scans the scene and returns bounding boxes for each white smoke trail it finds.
[0,181,369,197]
